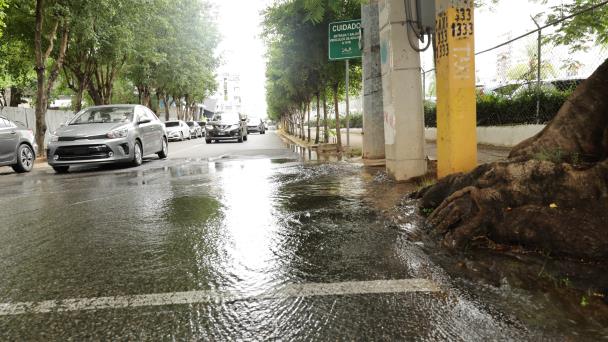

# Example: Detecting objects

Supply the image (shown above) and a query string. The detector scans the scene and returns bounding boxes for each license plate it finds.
[217,132,226,136]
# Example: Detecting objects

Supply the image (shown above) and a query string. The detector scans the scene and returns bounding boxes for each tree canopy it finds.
[1,0,219,118]
[262,0,361,127]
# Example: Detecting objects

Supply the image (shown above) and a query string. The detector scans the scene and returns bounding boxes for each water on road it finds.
[0,134,605,340]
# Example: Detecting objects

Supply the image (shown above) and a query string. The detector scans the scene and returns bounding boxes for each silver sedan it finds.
[47,105,168,173]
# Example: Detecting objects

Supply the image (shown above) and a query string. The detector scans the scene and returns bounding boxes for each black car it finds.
[246,116,266,134]
[204,112,248,143]
[0,116,38,173]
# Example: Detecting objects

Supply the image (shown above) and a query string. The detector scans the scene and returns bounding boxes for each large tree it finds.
[411,0,608,260]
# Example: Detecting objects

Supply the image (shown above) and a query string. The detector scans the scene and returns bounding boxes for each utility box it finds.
[416,0,436,34]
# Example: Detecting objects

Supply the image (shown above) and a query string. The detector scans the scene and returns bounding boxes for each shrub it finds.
[424,88,572,127]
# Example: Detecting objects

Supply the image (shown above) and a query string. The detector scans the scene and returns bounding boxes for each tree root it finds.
[415,159,608,260]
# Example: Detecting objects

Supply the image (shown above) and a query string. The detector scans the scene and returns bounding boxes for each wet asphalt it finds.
[0,132,605,340]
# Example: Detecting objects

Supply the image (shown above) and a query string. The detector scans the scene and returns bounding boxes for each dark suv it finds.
[205,112,248,143]
[0,116,38,173]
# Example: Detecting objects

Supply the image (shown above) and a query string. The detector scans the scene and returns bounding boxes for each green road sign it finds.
[329,19,362,61]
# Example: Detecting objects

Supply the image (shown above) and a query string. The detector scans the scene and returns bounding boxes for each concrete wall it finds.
[425,124,545,147]
[0,107,76,148]
[0,107,74,134]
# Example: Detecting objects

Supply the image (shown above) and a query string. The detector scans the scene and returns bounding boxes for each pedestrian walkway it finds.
[294,129,511,164]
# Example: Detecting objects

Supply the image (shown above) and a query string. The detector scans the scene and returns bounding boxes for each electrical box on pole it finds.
[416,0,436,34]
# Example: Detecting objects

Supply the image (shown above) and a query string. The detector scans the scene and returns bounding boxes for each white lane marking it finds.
[0,279,439,316]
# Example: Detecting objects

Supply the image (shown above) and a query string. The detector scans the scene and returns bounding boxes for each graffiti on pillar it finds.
[435,11,449,61]
[384,110,396,145]
[380,39,388,65]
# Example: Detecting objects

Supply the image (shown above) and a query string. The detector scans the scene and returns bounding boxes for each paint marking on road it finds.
[0,279,439,316]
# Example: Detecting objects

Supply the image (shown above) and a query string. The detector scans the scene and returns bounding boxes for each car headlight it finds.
[229,124,239,131]
[107,128,128,139]
[205,125,214,130]
[50,134,59,142]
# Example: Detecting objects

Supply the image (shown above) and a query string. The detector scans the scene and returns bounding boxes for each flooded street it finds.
[0,134,606,340]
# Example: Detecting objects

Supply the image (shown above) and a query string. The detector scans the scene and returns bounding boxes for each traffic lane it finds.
[168,130,287,160]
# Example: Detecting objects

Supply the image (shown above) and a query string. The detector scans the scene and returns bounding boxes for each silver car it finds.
[47,105,168,173]
[0,116,38,173]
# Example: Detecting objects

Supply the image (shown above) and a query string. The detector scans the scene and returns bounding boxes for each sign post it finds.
[329,19,361,151]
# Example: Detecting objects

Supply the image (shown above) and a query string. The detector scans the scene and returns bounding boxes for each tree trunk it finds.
[307,101,311,143]
[9,87,23,107]
[415,58,608,260]
[315,93,320,144]
[333,84,342,152]
[162,94,171,121]
[153,92,160,115]
[323,92,329,143]
[33,0,69,156]
[141,86,151,107]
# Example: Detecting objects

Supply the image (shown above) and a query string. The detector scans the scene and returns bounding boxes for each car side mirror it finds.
[138,119,152,124]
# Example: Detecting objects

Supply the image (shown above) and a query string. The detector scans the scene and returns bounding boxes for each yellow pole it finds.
[435,0,477,178]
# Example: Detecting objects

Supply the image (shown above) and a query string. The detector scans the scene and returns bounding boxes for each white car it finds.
[164,120,191,141]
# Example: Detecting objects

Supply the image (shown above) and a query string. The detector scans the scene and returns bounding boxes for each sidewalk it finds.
[294,128,510,164]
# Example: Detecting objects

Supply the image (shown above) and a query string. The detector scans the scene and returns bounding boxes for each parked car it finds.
[186,121,203,138]
[246,116,266,134]
[0,116,38,173]
[165,120,191,141]
[47,105,168,173]
[205,112,248,143]
[196,120,207,136]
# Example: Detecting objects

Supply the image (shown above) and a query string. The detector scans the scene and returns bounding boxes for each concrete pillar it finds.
[378,0,426,181]
[362,0,385,161]
[435,0,477,178]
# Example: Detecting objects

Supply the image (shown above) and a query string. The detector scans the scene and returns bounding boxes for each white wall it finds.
[424,124,545,147]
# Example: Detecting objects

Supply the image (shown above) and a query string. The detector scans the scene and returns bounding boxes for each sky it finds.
[210,0,272,117]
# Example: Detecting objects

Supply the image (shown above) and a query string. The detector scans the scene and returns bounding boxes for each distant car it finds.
[0,116,38,173]
[165,120,191,141]
[186,121,203,139]
[196,121,207,136]
[246,116,266,134]
[47,104,168,173]
[205,112,248,143]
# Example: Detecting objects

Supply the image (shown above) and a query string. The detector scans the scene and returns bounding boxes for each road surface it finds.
[0,132,603,340]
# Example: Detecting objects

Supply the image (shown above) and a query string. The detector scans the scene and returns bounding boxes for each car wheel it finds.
[52,166,69,173]
[157,137,168,159]
[132,141,143,166]
[12,144,35,173]
[205,138,212,144]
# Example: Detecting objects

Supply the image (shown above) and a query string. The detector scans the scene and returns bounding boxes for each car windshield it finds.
[186,122,195,127]
[70,107,133,125]
[165,122,180,127]
[212,112,240,122]
[248,117,259,123]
